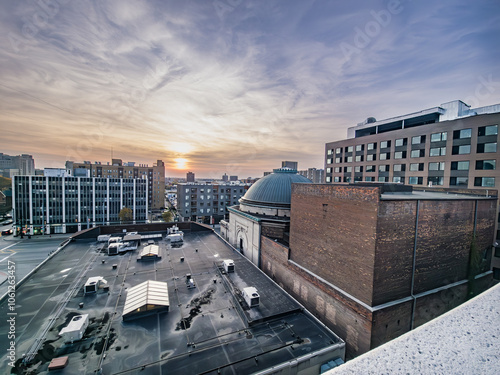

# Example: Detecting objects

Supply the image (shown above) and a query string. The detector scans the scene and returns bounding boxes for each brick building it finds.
[324,100,500,278]
[66,159,165,210]
[260,183,497,358]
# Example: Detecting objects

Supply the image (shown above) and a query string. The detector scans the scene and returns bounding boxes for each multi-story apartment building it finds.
[177,183,250,223]
[298,168,324,183]
[66,159,165,210]
[324,100,500,278]
[12,176,147,234]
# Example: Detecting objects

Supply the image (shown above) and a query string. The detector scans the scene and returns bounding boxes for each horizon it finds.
[1,0,499,178]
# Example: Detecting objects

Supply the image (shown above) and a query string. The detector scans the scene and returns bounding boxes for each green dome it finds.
[239,168,311,209]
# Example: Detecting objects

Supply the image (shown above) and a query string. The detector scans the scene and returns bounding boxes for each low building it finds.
[261,183,497,358]
[12,175,148,234]
[221,168,310,267]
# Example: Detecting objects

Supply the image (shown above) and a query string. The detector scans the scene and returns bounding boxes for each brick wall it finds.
[289,184,380,306]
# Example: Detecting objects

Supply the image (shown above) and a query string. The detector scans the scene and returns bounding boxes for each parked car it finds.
[2,220,13,226]
[2,228,13,235]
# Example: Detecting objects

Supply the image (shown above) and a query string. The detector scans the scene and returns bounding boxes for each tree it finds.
[118,207,133,223]
[162,209,174,223]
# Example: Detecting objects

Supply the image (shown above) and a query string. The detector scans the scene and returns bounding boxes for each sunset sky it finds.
[1,0,499,178]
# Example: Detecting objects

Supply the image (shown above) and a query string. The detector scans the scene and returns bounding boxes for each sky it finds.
[1,0,499,178]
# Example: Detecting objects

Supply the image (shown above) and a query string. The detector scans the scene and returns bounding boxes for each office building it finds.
[186,171,195,182]
[299,167,324,183]
[324,100,500,278]
[12,175,147,234]
[176,183,250,224]
[0,153,35,176]
[261,183,497,358]
[66,159,165,210]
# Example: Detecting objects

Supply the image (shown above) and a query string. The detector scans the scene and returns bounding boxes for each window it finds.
[354,166,363,173]
[335,157,341,163]
[428,176,444,186]
[477,142,497,153]
[365,176,375,182]
[366,165,376,172]
[326,167,332,173]
[429,147,446,156]
[367,154,376,161]
[452,145,471,155]
[326,176,331,183]
[367,143,376,150]
[453,128,472,139]
[429,162,445,171]
[379,152,390,160]
[344,166,352,173]
[343,176,351,183]
[378,176,388,182]
[410,163,424,171]
[450,177,468,186]
[476,160,496,170]
[334,167,341,173]
[334,177,341,182]
[431,132,447,142]
[395,138,407,147]
[394,151,407,159]
[451,161,470,170]
[412,135,425,145]
[336,147,342,154]
[392,176,404,183]
[474,177,495,187]
[345,156,353,163]
[379,165,389,172]
[411,149,425,158]
[393,164,406,172]
[380,140,391,149]
[478,125,498,136]
[355,144,364,152]
[355,155,364,162]
[327,149,333,155]
[345,146,353,153]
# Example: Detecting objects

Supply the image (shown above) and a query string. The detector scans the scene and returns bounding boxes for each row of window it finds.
[327,142,497,163]
[327,159,496,174]
[327,125,498,158]
[326,176,495,187]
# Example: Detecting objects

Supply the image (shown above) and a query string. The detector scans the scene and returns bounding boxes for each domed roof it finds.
[239,168,311,209]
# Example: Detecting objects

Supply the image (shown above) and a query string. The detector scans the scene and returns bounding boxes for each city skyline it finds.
[1,0,499,178]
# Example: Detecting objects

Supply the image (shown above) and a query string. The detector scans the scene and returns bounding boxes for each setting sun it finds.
[174,157,188,170]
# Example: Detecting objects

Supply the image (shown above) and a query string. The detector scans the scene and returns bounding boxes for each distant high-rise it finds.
[222,173,228,182]
[0,153,35,177]
[298,168,324,183]
[281,161,298,170]
[186,171,195,182]
[229,175,238,181]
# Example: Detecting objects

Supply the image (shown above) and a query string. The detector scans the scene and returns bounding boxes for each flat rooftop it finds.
[0,229,343,374]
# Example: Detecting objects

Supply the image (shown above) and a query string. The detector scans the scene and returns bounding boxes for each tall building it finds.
[66,159,165,210]
[12,175,148,234]
[282,161,298,170]
[298,167,324,183]
[260,183,497,358]
[177,182,250,224]
[324,100,500,279]
[0,153,35,177]
[186,171,195,182]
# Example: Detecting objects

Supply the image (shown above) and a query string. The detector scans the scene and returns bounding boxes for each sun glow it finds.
[174,158,188,170]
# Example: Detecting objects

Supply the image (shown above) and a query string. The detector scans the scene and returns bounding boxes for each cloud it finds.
[0,0,499,177]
